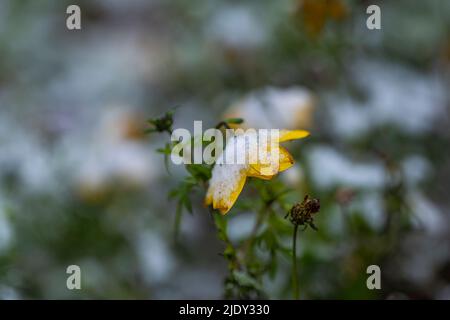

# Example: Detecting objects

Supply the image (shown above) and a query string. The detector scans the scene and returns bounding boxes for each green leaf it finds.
[182,194,193,214]
[224,118,244,124]
[223,244,235,260]
[145,109,175,134]
[232,270,262,291]
[186,164,212,182]
[157,143,172,174]
[168,173,201,237]
[156,144,172,155]
[214,214,228,241]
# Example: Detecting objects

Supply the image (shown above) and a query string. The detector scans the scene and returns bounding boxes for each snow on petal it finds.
[205,129,308,214]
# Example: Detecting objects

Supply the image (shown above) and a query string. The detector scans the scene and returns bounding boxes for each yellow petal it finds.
[247,146,294,178]
[247,164,274,180]
[278,130,310,142]
[205,165,247,214]
[204,189,213,206]
[205,129,308,214]
[278,146,295,172]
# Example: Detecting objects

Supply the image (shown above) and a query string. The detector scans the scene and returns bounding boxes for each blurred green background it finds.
[0,0,449,299]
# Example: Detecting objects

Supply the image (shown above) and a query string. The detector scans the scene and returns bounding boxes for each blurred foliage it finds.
[0,0,449,299]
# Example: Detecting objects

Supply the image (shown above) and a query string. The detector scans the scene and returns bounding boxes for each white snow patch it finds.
[308,146,387,190]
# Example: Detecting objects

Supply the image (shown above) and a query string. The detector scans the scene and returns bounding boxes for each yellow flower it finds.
[205,129,309,214]
[295,0,348,38]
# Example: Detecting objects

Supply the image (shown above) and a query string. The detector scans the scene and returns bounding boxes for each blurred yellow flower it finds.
[205,129,309,214]
[295,0,348,38]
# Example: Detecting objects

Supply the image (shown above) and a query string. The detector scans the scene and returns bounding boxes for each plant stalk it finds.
[292,224,299,299]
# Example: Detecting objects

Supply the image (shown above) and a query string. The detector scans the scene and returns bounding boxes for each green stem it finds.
[292,224,299,299]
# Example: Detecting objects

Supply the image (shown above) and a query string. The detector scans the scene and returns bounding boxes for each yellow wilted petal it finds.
[204,188,213,206]
[248,146,294,176]
[205,163,247,215]
[214,172,247,214]
[205,128,309,214]
[247,164,274,180]
[279,130,309,142]
[278,146,295,172]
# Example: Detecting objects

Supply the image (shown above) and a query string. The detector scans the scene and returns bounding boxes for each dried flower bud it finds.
[286,195,320,230]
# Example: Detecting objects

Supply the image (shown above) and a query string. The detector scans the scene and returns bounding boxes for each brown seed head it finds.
[287,195,320,230]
